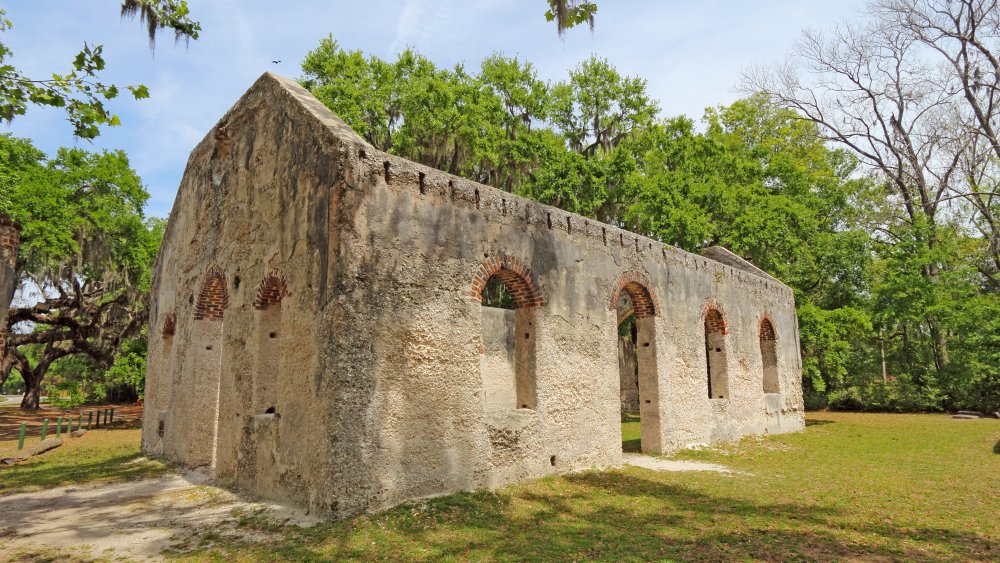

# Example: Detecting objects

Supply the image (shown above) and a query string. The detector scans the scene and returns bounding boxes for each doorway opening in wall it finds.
[760,318,779,394]
[613,279,660,454]
[705,308,729,399]
[617,293,641,452]
[480,275,537,411]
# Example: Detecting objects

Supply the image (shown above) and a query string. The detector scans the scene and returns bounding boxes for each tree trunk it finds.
[20,368,41,409]
[880,332,888,384]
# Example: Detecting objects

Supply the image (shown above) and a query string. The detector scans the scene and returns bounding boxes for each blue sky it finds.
[3,0,867,218]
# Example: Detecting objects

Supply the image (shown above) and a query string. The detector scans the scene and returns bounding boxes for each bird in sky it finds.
[271,60,281,64]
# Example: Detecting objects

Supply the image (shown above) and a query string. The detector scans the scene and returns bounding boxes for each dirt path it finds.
[0,469,317,561]
[0,453,737,561]
[0,402,143,441]
[622,452,740,474]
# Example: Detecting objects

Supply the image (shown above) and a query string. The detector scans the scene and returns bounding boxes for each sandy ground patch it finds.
[0,455,738,561]
[0,468,317,561]
[622,452,739,474]
[0,402,143,441]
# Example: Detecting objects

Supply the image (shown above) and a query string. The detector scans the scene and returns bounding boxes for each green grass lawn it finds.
[2,412,998,561]
[165,412,999,561]
[0,428,169,493]
[621,411,641,452]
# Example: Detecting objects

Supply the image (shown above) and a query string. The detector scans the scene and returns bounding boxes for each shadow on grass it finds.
[993,439,1000,455]
[621,438,641,453]
[0,451,165,494]
[194,471,992,561]
[806,419,835,426]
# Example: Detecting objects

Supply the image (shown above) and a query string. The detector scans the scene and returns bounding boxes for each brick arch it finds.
[467,255,543,308]
[253,270,288,310]
[609,271,659,317]
[194,266,228,321]
[162,312,176,338]
[759,315,777,341]
[703,300,729,335]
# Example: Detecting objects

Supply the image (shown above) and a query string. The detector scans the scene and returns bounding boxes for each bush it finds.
[46,381,86,410]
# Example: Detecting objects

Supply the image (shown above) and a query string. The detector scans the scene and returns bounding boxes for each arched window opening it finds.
[474,257,540,412]
[760,318,780,394]
[617,293,640,451]
[705,308,729,399]
[253,270,288,414]
[194,267,228,321]
[482,276,514,309]
[188,266,228,469]
[611,272,662,454]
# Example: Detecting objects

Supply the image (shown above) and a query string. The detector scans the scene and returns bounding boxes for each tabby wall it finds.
[143,73,804,520]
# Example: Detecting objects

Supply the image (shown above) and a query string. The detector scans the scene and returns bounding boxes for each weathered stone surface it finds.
[953,414,980,419]
[142,73,806,520]
[957,410,984,417]
[71,429,88,438]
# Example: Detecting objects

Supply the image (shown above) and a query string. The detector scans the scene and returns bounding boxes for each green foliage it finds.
[47,380,87,410]
[120,0,201,47]
[0,135,157,284]
[1,369,23,394]
[39,333,147,404]
[301,41,555,191]
[797,303,872,397]
[301,44,1000,413]
[104,334,148,401]
[0,134,160,408]
[0,3,199,138]
[544,1,598,35]
[481,277,515,310]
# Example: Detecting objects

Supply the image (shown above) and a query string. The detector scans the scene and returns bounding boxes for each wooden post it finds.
[95,410,100,429]
[17,422,26,451]
[87,411,93,430]
[110,408,115,424]
[77,412,82,431]
[41,418,48,441]
[56,416,63,438]
[103,409,108,426]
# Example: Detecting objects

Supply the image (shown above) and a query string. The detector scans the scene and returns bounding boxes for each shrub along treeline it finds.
[300,37,1000,412]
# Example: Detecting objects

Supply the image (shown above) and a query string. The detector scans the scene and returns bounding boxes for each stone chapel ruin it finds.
[142,73,805,519]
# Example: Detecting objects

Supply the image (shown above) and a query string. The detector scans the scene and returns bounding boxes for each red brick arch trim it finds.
[253,269,288,310]
[609,271,659,317]
[467,256,543,308]
[703,299,729,335]
[162,312,176,338]
[759,314,777,341]
[194,266,228,321]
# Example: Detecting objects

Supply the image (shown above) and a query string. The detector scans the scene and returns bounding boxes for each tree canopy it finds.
[302,31,1000,413]
[0,134,161,408]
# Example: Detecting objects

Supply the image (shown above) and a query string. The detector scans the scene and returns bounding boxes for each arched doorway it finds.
[760,317,780,394]
[610,272,662,454]
[704,307,729,400]
[190,266,228,468]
